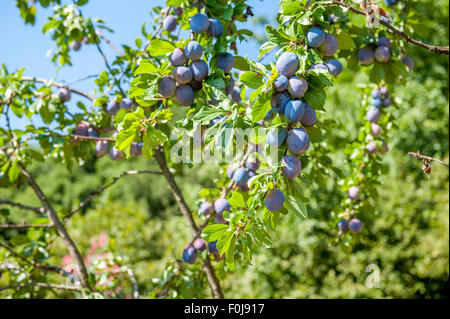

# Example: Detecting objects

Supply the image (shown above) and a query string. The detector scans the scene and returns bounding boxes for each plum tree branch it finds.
[153,146,224,299]
[0,199,44,214]
[325,0,449,55]
[0,242,73,278]
[0,282,83,292]
[64,170,163,220]
[408,151,449,167]
[95,30,123,56]
[0,223,53,229]
[21,76,95,101]
[18,163,91,290]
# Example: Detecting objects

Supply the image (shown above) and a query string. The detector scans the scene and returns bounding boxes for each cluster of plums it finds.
[182,238,223,264]
[338,217,363,234]
[358,36,392,65]
[366,85,391,155]
[106,96,136,115]
[70,36,91,51]
[157,39,236,106]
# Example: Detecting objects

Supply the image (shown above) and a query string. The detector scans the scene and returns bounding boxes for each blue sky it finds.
[0,0,277,129]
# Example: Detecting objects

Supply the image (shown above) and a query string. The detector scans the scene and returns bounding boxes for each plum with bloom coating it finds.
[348,186,360,200]
[193,238,207,251]
[267,127,287,147]
[367,107,381,123]
[106,99,120,115]
[281,155,302,179]
[288,76,308,98]
[170,48,187,66]
[200,202,214,215]
[358,47,374,65]
[300,104,317,127]
[276,52,299,77]
[190,13,210,33]
[58,88,71,102]
[326,59,342,77]
[163,15,177,32]
[190,60,209,81]
[320,33,338,56]
[208,18,224,37]
[307,26,326,47]
[265,189,285,212]
[185,41,203,60]
[338,219,348,231]
[286,128,310,155]
[348,218,363,233]
[214,198,230,215]
[217,53,234,73]
[273,75,289,92]
[285,100,306,123]
[175,85,195,106]
[173,66,193,85]
[182,244,197,263]
[158,76,176,98]
[95,140,109,157]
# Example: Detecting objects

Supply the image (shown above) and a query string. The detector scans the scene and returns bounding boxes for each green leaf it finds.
[193,107,227,122]
[229,191,246,208]
[225,236,236,271]
[286,195,308,218]
[335,30,355,50]
[233,56,250,71]
[240,71,264,89]
[305,89,326,110]
[134,60,158,75]
[147,39,176,56]
[8,159,19,182]
[265,25,291,46]
[252,99,271,123]
[202,224,229,242]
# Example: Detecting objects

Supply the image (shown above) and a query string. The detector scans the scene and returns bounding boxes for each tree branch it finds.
[0,242,73,278]
[95,30,123,56]
[21,76,95,101]
[0,199,43,214]
[0,282,83,292]
[64,170,163,220]
[153,147,224,299]
[327,0,449,55]
[408,151,449,167]
[18,164,91,290]
[0,223,53,229]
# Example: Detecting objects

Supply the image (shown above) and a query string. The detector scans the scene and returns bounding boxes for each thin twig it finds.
[0,224,53,229]
[0,199,43,214]
[21,76,95,101]
[408,151,449,167]
[95,30,123,56]
[64,170,162,220]
[0,282,83,292]
[326,0,449,55]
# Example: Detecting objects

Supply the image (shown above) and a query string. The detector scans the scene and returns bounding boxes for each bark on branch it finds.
[0,199,43,214]
[18,164,91,290]
[21,76,95,101]
[327,0,449,55]
[153,147,224,299]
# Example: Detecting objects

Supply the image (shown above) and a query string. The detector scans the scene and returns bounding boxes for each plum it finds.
[95,140,109,157]
[328,14,339,24]
[288,76,308,98]
[214,214,228,224]
[367,107,381,123]
[265,188,285,212]
[185,41,203,61]
[233,167,250,186]
[109,147,122,161]
[348,186,360,200]
[190,60,209,81]
[371,123,381,137]
[320,33,338,56]
[88,128,100,138]
[375,46,390,62]
[326,59,342,77]
[285,100,306,123]
[74,123,89,136]
[379,86,388,97]
[200,202,214,215]
[163,15,177,32]
[182,244,197,263]
[191,80,203,92]
[300,104,317,127]
[173,66,193,85]
[70,40,81,51]
[348,218,363,233]
[158,76,176,98]
[174,7,183,15]
[226,163,236,178]
[229,87,242,103]
[210,116,225,127]
[378,36,392,48]
[214,198,231,215]
[130,142,143,156]
[238,183,250,192]
[358,47,374,65]
[371,88,381,99]
[217,53,234,73]
[58,88,71,102]
[371,98,383,108]
[270,91,290,114]
[120,97,134,111]
[193,238,207,251]
[106,99,120,115]
[264,109,276,121]
[190,13,210,33]
[175,85,195,106]
[307,26,326,47]
[82,36,90,45]
[338,219,349,231]
[382,97,391,107]
[273,75,289,92]
[366,141,378,154]
[208,17,224,37]
[402,56,414,71]
[170,48,187,66]
[266,127,287,147]
[245,158,260,172]
[281,155,302,179]
[276,52,299,78]
[286,128,310,155]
